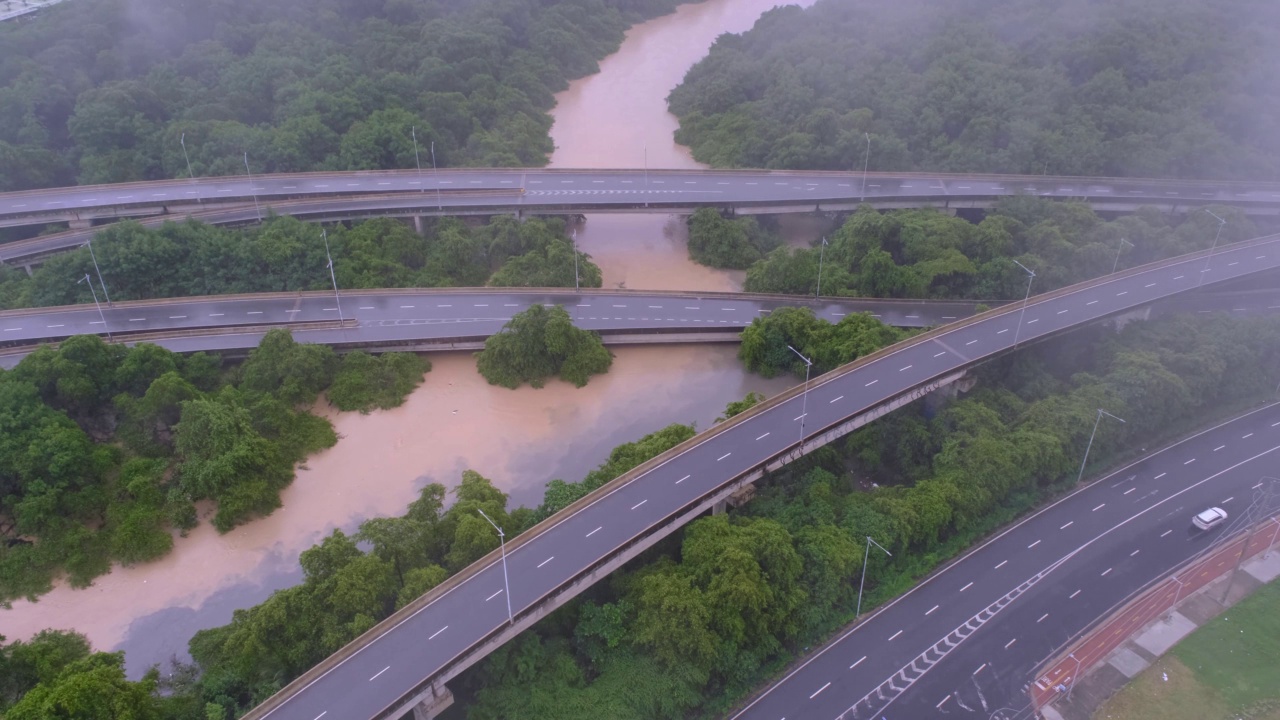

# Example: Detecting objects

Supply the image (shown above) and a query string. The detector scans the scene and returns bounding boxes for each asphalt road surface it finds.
[241,237,1280,720]
[733,403,1280,720]
[4,169,1280,232]
[0,291,984,367]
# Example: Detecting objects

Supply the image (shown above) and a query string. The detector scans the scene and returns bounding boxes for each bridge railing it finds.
[240,230,1280,720]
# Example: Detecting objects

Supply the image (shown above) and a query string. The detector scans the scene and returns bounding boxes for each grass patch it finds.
[1096,576,1280,720]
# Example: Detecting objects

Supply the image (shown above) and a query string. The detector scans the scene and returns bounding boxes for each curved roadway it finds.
[238,236,1280,720]
[0,291,986,368]
[734,403,1280,720]
[2,169,1280,244]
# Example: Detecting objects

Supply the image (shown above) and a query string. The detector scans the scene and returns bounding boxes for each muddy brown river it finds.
[0,0,815,675]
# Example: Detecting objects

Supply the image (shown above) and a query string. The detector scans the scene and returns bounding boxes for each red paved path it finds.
[1030,515,1280,708]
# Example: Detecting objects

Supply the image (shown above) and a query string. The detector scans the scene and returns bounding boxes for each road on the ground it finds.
[732,404,1280,720]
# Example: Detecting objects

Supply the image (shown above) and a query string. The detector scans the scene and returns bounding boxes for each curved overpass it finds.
[2,168,1279,243]
[230,235,1280,720]
[1,282,1276,370]
[0,290,990,367]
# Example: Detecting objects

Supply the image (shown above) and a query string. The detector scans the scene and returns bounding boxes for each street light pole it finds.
[1065,653,1083,702]
[1199,209,1227,287]
[430,141,442,211]
[571,228,579,291]
[644,142,649,208]
[787,345,813,452]
[411,126,424,193]
[1111,237,1132,274]
[77,274,111,341]
[1011,259,1035,348]
[85,238,111,305]
[857,535,892,616]
[180,133,200,204]
[243,152,262,222]
[477,509,514,625]
[815,236,827,298]
[321,229,343,324]
[861,132,870,202]
[1076,409,1126,484]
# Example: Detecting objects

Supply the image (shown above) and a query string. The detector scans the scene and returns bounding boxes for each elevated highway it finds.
[2,169,1280,255]
[227,235,1280,720]
[2,281,1277,369]
[0,290,989,368]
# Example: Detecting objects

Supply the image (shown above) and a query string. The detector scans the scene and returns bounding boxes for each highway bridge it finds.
[0,291,991,367]
[222,234,1280,720]
[2,282,1277,369]
[3,169,1280,261]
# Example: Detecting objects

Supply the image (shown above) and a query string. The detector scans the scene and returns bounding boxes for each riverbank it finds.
[0,346,793,674]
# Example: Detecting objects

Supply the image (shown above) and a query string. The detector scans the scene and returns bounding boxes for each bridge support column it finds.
[413,215,425,235]
[1110,305,1151,331]
[68,218,92,230]
[21,264,34,278]
[410,682,454,720]
[712,483,755,515]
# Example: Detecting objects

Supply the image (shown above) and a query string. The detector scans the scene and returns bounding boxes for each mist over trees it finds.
[742,200,1255,300]
[669,0,1280,179]
[0,215,600,311]
[0,0,689,191]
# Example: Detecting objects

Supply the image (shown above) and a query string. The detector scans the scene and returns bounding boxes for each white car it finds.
[1192,507,1228,530]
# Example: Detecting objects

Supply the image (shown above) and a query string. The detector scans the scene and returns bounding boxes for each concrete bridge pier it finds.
[68,217,92,230]
[413,215,425,235]
[410,681,454,720]
[1110,305,1152,330]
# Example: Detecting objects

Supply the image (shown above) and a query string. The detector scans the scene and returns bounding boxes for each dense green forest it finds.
[0,330,427,604]
[669,0,1280,179]
[450,313,1280,719]
[740,200,1255,300]
[684,208,780,269]
[5,313,1274,719]
[0,215,599,310]
[475,304,613,389]
[0,0,689,191]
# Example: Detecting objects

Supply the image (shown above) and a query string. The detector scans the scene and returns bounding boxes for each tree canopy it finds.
[743,201,1256,300]
[0,215,601,312]
[669,0,1280,179]
[0,0,689,191]
[475,304,613,389]
[0,331,430,603]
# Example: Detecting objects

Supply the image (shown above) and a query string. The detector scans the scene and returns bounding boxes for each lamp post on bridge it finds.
[815,236,827,298]
[571,228,580,291]
[430,141,442,211]
[411,126,424,193]
[76,273,111,341]
[477,509,514,626]
[1011,259,1035,349]
[180,132,201,204]
[787,345,813,454]
[243,152,262,223]
[856,535,892,616]
[1076,409,1126,485]
[861,132,870,202]
[84,238,110,305]
[1199,209,1227,288]
[1111,237,1132,274]
[321,229,344,324]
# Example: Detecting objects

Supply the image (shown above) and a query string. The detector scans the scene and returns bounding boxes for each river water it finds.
[0,0,813,676]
